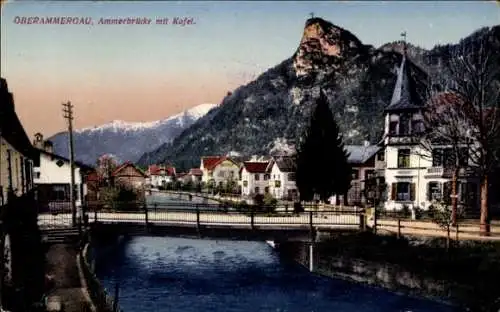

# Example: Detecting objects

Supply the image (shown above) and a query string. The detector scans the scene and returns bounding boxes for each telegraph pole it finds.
[62,102,78,230]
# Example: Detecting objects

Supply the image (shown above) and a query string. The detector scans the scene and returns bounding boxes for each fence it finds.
[38,200,365,230]
[78,235,120,312]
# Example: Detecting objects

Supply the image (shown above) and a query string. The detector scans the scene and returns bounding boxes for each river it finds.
[93,193,456,311]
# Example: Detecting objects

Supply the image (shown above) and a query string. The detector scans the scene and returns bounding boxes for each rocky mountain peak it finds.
[294,17,365,76]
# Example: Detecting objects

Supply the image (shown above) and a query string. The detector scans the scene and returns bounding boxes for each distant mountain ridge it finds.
[48,103,218,165]
[137,19,499,171]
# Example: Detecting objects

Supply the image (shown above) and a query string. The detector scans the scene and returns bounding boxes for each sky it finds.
[1,1,499,138]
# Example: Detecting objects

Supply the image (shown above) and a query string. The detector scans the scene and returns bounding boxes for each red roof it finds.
[85,171,99,182]
[112,162,146,177]
[148,164,176,176]
[243,161,269,173]
[189,168,203,176]
[202,156,228,171]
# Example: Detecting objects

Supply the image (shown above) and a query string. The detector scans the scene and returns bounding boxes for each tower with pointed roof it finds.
[382,32,428,211]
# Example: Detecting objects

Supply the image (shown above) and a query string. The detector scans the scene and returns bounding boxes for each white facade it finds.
[34,151,86,208]
[149,174,174,187]
[240,168,269,196]
[201,158,239,186]
[268,163,297,199]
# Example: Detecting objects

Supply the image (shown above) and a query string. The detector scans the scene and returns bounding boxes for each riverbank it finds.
[276,232,500,311]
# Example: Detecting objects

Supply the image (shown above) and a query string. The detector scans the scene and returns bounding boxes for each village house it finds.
[200,156,240,187]
[32,133,93,211]
[328,143,383,206]
[240,161,270,196]
[266,156,298,200]
[112,162,147,191]
[146,164,176,188]
[381,45,479,211]
[0,78,36,206]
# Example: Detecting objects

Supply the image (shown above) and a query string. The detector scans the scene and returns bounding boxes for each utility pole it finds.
[62,102,78,231]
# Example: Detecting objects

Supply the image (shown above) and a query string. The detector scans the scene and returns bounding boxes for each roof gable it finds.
[201,156,238,171]
[112,162,146,177]
[243,161,269,173]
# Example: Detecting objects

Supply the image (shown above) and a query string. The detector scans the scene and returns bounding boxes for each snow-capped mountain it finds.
[48,103,218,165]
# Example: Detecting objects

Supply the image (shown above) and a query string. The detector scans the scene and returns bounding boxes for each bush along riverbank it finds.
[276,232,500,312]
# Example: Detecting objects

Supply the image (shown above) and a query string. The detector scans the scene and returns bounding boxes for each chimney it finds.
[43,140,54,154]
[33,133,44,149]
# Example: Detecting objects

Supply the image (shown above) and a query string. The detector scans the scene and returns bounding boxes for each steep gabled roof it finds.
[242,161,269,173]
[0,78,35,159]
[189,168,203,176]
[345,145,381,164]
[385,52,423,112]
[268,156,296,173]
[201,156,237,171]
[112,162,147,177]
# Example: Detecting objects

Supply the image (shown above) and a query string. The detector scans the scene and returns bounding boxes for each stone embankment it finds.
[276,232,500,312]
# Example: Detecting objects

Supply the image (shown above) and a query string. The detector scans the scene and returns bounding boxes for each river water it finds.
[94,193,456,312]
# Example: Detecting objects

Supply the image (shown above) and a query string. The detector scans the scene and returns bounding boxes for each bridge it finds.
[38,201,367,242]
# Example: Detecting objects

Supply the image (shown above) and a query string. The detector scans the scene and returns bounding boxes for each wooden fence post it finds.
[397,218,401,239]
[144,203,149,227]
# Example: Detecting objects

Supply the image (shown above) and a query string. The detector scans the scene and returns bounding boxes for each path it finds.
[45,244,91,311]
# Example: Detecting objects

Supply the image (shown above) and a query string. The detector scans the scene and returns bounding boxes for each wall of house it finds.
[149,175,173,187]
[208,160,239,186]
[241,169,269,196]
[268,164,297,199]
[114,166,145,189]
[34,153,84,207]
[384,144,480,211]
[0,138,34,205]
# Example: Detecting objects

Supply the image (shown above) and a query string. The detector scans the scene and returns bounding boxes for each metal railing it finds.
[38,201,365,230]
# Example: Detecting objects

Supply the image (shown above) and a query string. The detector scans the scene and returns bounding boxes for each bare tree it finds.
[96,154,119,186]
[420,92,472,226]
[446,38,500,235]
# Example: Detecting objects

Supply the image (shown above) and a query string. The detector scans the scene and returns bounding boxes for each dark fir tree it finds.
[295,89,352,202]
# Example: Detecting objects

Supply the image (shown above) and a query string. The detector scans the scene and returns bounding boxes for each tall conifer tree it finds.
[295,89,352,202]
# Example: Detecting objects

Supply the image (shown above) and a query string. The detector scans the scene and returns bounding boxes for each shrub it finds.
[293,201,304,213]
[100,186,142,211]
[238,200,249,210]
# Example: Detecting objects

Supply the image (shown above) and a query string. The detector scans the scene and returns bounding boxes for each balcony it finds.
[426,167,477,178]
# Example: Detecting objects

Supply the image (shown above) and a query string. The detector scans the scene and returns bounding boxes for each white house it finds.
[240,161,270,196]
[146,164,176,188]
[200,156,240,187]
[381,45,479,211]
[266,156,298,200]
[32,135,91,211]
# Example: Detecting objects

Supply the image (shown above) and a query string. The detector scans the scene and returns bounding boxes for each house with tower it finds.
[381,38,479,211]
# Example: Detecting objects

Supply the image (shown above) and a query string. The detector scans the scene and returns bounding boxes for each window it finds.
[243,181,248,187]
[20,157,25,193]
[412,120,424,134]
[288,173,296,181]
[51,185,69,201]
[275,181,281,188]
[264,174,270,181]
[254,174,260,181]
[458,147,469,167]
[218,181,223,187]
[351,169,359,180]
[254,187,260,194]
[397,149,411,168]
[364,170,375,181]
[391,182,415,201]
[6,150,13,190]
[377,151,385,162]
[264,187,269,193]
[389,121,398,135]
[35,172,41,179]
[442,148,454,168]
[427,182,442,201]
[217,171,225,178]
[432,148,443,167]
[399,114,410,135]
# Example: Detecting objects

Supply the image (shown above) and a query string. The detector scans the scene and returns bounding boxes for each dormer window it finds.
[412,119,424,134]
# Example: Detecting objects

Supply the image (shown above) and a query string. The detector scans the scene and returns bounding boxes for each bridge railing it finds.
[81,202,365,229]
